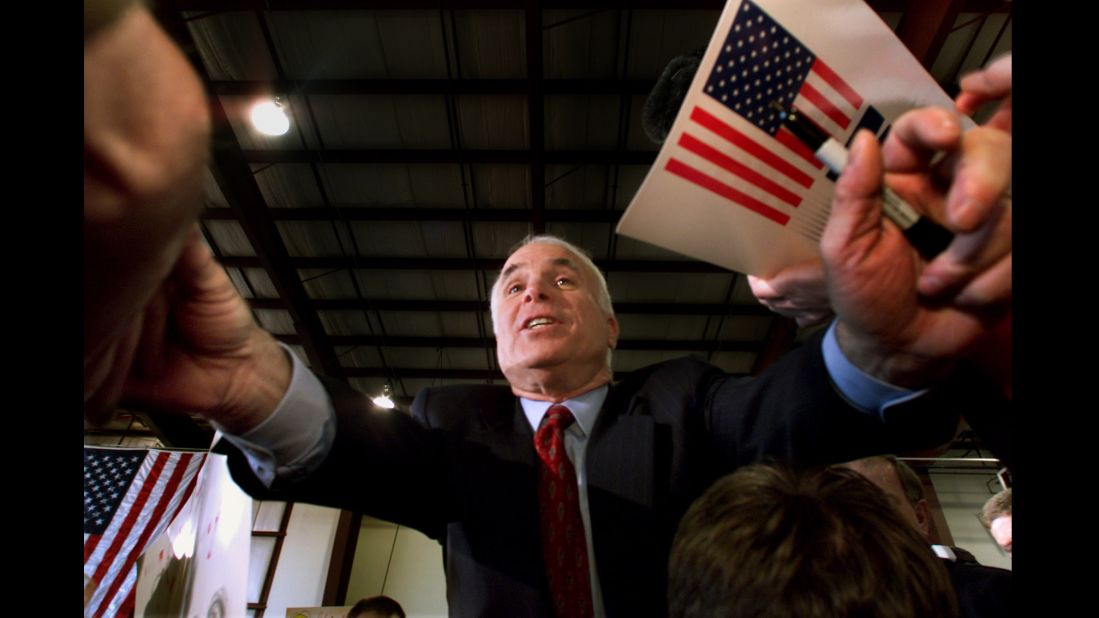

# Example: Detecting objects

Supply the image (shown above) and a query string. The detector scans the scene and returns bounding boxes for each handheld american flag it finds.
[84,447,206,618]
[617,0,955,276]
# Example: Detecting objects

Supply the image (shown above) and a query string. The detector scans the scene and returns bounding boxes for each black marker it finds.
[773,103,953,260]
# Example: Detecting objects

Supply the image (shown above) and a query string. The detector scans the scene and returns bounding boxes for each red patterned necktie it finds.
[534,404,594,618]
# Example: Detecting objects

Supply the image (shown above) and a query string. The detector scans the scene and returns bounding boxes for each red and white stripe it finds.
[666,105,826,226]
[84,450,205,618]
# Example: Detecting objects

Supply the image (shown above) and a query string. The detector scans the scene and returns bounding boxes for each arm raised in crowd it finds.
[824,116,1010,386]
[84,3,211,421]
[121,232,293,435]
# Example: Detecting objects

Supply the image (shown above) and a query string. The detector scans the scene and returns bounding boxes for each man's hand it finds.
[84,5,210,421]
[122,230,292,434]
[823,112,1011,387]
[886,110,1013,303]
[748,53,1012,335]
[747,260,835,328]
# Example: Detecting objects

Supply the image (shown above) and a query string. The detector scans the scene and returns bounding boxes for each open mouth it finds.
[524,317,557,329]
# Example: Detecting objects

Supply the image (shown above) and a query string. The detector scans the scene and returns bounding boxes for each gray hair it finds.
[838,455,925,507]
[883,455,926,507]
[489,234,616,370]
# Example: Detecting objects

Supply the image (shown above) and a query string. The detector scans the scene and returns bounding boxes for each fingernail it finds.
[848,131,868,164]
[940,114,961,137]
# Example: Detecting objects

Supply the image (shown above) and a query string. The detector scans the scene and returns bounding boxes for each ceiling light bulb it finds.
[251,100,290,136]
[372,383,396,409]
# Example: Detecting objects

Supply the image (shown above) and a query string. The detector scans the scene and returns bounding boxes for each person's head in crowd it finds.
[490,234,619,400]
[668,464,958,618]
[838,454,931,540]
[347,595,405,618]
[979,488,1012,554]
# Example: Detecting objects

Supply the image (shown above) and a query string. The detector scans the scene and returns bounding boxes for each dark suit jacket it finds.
[943,549,1012,618]
[223,332,963,617]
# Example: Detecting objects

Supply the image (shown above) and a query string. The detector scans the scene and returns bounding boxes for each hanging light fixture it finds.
[372,383,396,409]
[250,97,290,136]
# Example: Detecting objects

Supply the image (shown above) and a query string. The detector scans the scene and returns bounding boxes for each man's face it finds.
[494,242,618,386]
[990,515,1012,554]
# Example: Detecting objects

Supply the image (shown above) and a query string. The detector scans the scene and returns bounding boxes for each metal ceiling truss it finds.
[218,256,736,273]
[247,298,773,316]
[165,0,1011,12]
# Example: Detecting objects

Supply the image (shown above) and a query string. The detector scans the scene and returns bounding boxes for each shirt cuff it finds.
[213,343,335,487]
[821,320,926,420]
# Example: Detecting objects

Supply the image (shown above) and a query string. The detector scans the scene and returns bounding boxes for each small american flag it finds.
[666,0,887,241]
[84,447,206,618]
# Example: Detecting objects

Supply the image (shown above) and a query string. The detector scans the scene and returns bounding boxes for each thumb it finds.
[821,130,885,264]
[172,226,221,296]
[747,274,779,301]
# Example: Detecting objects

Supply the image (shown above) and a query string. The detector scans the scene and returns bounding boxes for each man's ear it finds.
[914,499,931,538]
[607,315,620,348]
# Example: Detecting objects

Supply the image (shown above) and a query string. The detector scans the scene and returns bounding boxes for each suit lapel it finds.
[586,384,654,508]
[477,394,536,468]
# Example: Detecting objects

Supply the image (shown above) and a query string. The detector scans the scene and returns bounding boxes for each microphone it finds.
[641,48,705,144]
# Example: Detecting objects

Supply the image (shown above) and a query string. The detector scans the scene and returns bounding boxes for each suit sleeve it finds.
[219,376,455,540]
[701,330,966,469]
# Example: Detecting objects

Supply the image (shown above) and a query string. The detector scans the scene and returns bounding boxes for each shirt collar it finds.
[520,385,609,437]
[931,544,956,561]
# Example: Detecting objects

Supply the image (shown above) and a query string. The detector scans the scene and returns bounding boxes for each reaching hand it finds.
[822,109,1011,387]
[84,5,210,422]
[888,110,1012,303]
[122,229,291,433]
[747,260,835,328]
[747,53,1012,333]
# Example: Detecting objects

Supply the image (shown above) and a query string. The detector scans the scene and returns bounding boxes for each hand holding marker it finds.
[771,102,954,260]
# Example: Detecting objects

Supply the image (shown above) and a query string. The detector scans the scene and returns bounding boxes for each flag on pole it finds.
[84,447,206,618]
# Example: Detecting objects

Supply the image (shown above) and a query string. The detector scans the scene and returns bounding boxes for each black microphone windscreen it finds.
[641,48,704,144]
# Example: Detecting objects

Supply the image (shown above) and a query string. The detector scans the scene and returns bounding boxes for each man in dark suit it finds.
[840,455,1011,618]
[119,104,1011,616]
[220,235,983,617]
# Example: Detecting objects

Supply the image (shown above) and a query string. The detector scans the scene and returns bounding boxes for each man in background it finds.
[980,489,1012,555]
[348,595,406,618]
[840,455,1011,618]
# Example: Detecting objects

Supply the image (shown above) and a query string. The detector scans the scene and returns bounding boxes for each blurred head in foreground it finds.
[668,464,958,618]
